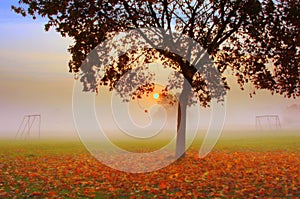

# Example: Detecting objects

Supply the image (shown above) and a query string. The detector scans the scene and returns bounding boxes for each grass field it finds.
[0,131,299,198]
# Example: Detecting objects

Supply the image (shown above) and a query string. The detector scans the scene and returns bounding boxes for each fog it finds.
[0,1,299,140]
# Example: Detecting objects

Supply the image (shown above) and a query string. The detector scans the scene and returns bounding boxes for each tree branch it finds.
[147,2,161,28]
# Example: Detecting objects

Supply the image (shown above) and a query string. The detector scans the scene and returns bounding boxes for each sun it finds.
[153,93,159,99]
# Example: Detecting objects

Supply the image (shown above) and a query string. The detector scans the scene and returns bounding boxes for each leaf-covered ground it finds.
[0,136,299,198]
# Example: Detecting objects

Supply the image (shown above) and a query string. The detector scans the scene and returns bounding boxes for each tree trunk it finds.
[175,80,190,159]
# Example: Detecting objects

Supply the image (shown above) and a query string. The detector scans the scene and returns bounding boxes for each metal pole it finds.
[26,116,30,140]
[15,116,25,139]
[38,115,41,139]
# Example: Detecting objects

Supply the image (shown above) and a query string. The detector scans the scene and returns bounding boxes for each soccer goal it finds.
[15,114,41,139]
[255,115,281,130]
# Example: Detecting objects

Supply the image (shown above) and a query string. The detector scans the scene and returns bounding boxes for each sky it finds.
[0,0,299,139]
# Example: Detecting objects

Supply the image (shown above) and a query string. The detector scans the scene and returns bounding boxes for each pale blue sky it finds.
[0,0,76,138]
[0,0,299,139]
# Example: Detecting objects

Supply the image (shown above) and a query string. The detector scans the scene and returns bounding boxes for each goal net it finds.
[15,114,41,139]
[255,115,281,130]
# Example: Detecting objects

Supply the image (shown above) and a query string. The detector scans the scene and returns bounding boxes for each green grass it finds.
[192,130,300,152]
[212,135,300,151]
[0,139,87,157]
[0,130,299,155]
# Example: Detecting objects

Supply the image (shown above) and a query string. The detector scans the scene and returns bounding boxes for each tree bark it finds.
[175,80,190,159]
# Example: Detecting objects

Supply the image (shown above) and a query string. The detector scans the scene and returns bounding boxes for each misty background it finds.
[0,1,299,139]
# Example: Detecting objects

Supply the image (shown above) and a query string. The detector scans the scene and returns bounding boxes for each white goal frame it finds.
[15,114,41,139]
[256,115,281,130]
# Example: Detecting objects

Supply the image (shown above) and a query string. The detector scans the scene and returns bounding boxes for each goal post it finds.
[256,115,281,130]
[15,114,41,139]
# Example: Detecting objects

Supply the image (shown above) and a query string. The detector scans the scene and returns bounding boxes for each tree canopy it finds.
[12,0,299,99]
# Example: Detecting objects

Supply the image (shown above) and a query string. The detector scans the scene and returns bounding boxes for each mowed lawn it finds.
[0,131,299,198]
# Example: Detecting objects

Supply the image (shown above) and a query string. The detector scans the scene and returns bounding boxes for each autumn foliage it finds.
[0,141,299,198]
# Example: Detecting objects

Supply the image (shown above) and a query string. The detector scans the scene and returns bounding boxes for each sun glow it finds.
[153,93,159,99]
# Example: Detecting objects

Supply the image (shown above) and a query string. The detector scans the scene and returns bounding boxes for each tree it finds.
[13,0,299,158]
